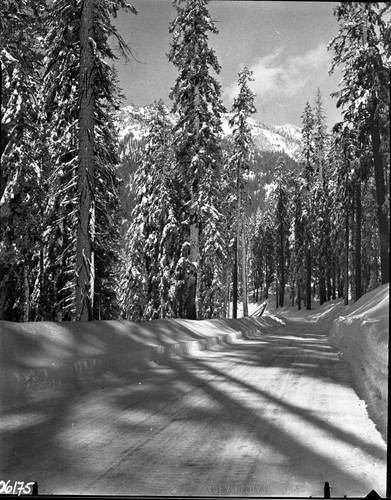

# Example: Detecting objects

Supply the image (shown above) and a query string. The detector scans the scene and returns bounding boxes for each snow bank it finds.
[0,315,283,411]
[268,294,347,331]
[328,284,389,440]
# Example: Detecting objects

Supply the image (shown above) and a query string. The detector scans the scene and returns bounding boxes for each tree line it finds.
[1,0,389,322]
[249,3,389,311]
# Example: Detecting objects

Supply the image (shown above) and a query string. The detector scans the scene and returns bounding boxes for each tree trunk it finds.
[232,237,238,319]
[319,253,326,305]
[39,245,44,320]
[331,266,336,300]
[241,217,248,317]
[224,269,230,318]
[306,247,311,310]
[337,265,342,299]
[76,0,95,321]
[23,265,30,322]
[326,261,332,301]
[297,279,301,310]
[190,221,199,319]
[279,230,285,308]
[354,179,362,301]
[344,203,349,306]
[370,121,389,284]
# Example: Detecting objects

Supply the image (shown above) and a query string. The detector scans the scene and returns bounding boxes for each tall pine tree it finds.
[41,0,136,320]
[329,2,390,284]
[168,0,226,319]
[0,0,48,320]
[228,66,256,318]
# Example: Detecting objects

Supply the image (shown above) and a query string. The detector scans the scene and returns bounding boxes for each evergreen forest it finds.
[1,0,389,323]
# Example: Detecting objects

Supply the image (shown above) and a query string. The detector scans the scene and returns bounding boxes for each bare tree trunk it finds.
[23,265,30,322]
[306,247,311,310]
[354,179,362,301]
[331,265,336,300]
[76,0,95,321]
[224,268,230,318]
[232,236,238,319]
[279,229,285,308]
[326,261,332,302]
[319,251,326,305]
[190,221,199,319]
[337,265,342,299]
[38,245,44,320]
[297,278,301,310]
[241,216,248,317]
[344,203,349,306]
[370,120,389,284]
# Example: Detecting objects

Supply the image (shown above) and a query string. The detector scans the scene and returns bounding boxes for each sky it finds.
[113,1,343,128]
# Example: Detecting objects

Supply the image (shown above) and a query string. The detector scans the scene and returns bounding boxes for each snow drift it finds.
[273,284,389,441]
[328,284,389,440]
[0,315,283,411]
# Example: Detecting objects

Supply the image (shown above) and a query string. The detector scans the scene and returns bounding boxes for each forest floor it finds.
[0,315,386,497]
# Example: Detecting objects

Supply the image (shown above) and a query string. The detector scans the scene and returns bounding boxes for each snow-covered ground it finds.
[0,314,282,410]
[271,284,389,441]
[328,285,388,441]
[0,286,388,497]
[1,308,386,497]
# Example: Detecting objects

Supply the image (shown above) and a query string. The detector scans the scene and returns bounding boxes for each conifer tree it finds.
[0,0,47,320]
[329,1,390,284]
[168,0,226,319]
[291,175,306,310]
[120,101,181,320]
[76,0,95,321]
[300,102,315,309]
[312,89,331,304]
[228,66,256,317]
[42,0,136,320]
[272,158,291,308]
[252,209,275,302]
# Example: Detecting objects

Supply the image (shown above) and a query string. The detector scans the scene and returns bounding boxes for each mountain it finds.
[116,103,302,160]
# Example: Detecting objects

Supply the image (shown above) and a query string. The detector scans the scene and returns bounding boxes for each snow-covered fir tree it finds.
[39,0,135,320]
[329,1,390,284]
[299,102,316,309]
[120,100,181,321]
[168,0,226,319]
[271,158,291,309]
[312,89,331,305]
[227,66,256,317]
[0,0,48,321]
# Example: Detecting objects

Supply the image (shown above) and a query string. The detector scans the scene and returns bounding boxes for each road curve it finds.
[0,318,386,496]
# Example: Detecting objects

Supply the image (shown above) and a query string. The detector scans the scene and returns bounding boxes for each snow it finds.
[116,104,302,160]
[0,315,282,410]
[328,285,389,441]
[3,283,387,430]
[0,301,387,497]
[274,284,389,441]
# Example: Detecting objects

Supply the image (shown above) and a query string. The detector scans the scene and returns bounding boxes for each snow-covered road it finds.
[0,318,386,497]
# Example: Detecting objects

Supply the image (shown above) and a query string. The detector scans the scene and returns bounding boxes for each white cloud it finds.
[224,43,331,103]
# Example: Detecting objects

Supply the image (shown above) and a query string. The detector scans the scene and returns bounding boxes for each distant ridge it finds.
[116,103,302,160]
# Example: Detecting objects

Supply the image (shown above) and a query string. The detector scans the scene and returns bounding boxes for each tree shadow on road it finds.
[109,325,386,496]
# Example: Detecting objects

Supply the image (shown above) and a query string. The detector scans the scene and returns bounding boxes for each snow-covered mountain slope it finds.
[116,103,302,160]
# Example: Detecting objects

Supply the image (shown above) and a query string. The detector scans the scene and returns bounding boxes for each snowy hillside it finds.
[116,103,302,160]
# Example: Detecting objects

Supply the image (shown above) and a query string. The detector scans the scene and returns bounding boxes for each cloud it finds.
[224,43,331,103]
